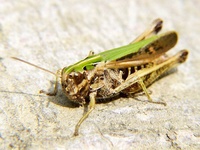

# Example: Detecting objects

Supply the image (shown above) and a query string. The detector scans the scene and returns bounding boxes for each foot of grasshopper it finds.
[39,70,61,96]
[137,77,166,106]
[74,92,96,136]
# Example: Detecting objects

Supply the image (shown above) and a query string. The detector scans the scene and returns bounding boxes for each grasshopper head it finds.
[61,68,90,104]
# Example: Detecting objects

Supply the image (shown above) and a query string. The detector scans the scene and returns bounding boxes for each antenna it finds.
[11,57,56,76]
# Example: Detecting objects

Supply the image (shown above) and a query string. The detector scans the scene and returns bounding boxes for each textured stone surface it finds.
[0,0,200,149]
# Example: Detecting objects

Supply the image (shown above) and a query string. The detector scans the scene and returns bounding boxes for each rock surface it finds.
[0,0,199,149]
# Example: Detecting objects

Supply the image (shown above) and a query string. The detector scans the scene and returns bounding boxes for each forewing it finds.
[105,31,178,69]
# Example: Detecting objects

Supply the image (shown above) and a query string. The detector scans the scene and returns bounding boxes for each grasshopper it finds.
[12,19,188,136]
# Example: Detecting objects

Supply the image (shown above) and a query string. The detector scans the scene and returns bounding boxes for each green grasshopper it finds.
[12,19,188,136]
